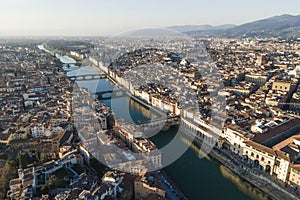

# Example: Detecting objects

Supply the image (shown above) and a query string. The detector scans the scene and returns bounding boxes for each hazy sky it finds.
[0,0,299,36]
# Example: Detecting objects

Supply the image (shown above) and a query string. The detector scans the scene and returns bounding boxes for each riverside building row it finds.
[89,37,300,190]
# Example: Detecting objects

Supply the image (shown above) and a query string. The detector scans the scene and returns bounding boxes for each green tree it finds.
[17,153,31,168]
[0,160,18,199]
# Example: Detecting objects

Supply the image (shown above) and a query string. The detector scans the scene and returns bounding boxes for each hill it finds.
[185,14,300,38]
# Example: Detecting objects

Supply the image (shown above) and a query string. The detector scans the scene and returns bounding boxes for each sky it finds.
[0,0,299,36]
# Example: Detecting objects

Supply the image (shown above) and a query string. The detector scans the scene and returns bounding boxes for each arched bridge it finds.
[136,116,180,127]
[94,89,127,100]
[69,73,107,81]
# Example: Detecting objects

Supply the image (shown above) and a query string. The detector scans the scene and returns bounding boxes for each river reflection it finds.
[151,127,271,200]
[220,165,271,200]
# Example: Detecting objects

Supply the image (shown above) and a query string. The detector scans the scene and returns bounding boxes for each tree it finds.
[0,160,18,199]
[17,153,31,168]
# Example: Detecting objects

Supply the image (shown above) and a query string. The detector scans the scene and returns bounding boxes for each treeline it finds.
[45,40,93,54]
[0,160,18,200]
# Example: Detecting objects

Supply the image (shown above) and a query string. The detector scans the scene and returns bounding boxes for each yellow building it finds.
[243,140,276,174]
[272,80,292,92]
[289,165,300,187]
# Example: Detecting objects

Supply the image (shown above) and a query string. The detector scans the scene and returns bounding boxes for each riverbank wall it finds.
[183,125,299,200]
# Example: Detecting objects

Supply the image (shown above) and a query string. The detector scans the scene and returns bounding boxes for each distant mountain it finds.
[215,24,237,30]
[186,14,300,38]
[226,14,300,37]
[167,24,236,32]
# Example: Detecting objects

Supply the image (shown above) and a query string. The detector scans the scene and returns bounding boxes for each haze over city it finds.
[1,0,300,36]
[2,1,300,200]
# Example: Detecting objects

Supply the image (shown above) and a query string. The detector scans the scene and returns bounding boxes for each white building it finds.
[224,126,253,156]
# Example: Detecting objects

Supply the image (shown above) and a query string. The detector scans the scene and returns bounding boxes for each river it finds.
[38,45,271,200]
[67,66,271,200]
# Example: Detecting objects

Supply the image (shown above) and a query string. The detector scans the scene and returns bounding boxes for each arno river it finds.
[38,45,270,200]
[68,66,270,200]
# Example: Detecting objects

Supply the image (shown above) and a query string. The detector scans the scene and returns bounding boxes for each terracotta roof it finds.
[272,134,300,163]
[253,118,300,145]
[244,140,276,156]
[272,134,300,150]
[290,164,300,172]
[9,178,21,186]
[275,150,291,162]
